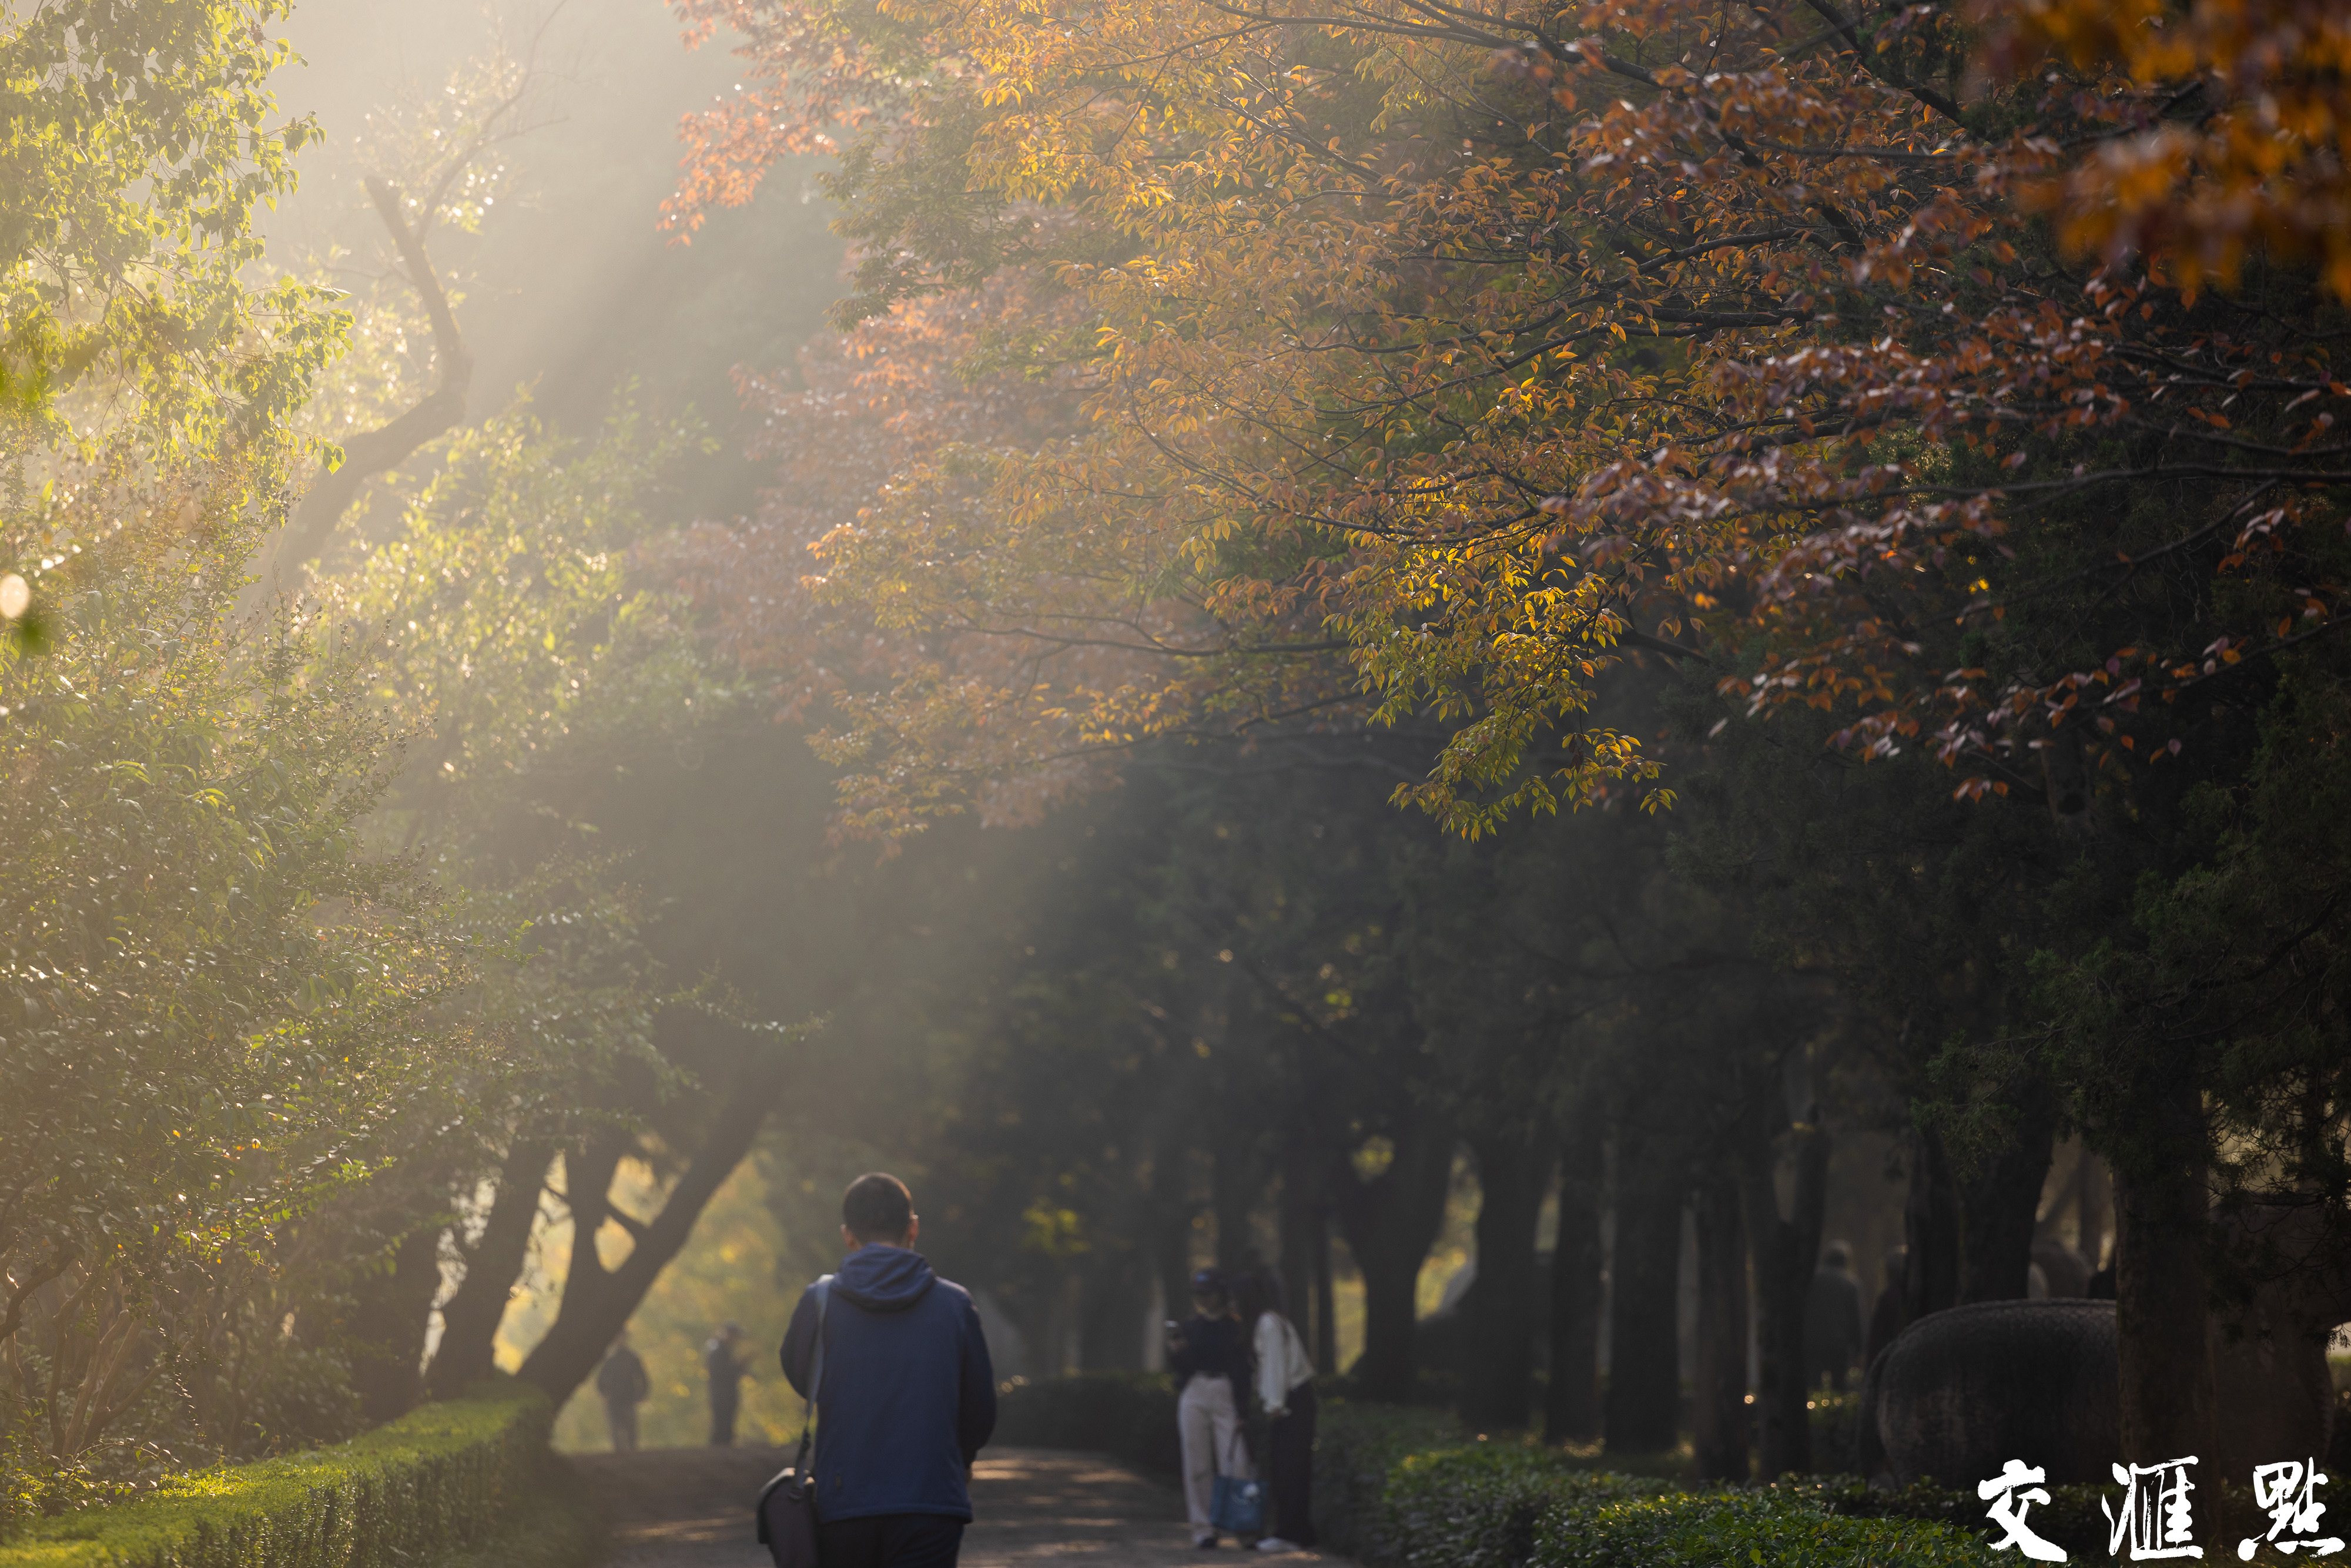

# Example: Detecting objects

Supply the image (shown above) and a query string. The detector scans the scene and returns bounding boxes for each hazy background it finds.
[249,0,1924,1459]
[266,0,841,521]
[263,0,856,1452]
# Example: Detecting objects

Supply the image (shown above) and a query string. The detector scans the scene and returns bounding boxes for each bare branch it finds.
[263,176,474,572]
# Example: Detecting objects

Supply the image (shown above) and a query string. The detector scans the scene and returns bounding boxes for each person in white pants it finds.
[1168,1269,1254,1547]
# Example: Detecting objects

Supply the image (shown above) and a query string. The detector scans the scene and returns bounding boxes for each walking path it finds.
[569,1445,1347,1568]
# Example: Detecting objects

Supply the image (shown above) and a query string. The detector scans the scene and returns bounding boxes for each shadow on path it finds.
[568,1446,1347,1568]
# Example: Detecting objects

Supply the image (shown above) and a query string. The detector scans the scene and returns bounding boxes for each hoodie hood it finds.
[833,1245,937,1313]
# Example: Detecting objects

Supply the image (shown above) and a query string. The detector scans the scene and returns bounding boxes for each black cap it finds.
[1191,1268,1224,1291]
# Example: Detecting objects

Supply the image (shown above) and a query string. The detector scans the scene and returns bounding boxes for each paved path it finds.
[568,1446,1345,1568]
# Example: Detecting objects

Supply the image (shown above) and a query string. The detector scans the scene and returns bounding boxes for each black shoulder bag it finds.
[757,1276,833,1568]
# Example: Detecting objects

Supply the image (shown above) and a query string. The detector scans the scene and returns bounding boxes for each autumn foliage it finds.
[664,0,2350,840]
[1991,0,2351,300]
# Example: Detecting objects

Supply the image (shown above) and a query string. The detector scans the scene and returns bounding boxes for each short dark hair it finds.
[843,1172,915,1242]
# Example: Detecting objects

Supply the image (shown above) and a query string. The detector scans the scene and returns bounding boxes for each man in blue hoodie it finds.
[781,1173,997,1568]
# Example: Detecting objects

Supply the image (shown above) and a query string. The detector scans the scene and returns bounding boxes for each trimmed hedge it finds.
[992,1373,1183,1476]
[1315,1425,1992,1568]
[998,1375,2330,1566]
[1002,1376,1998,1567]
[1311,1402,1463,1563]
[429,1450,603,1568]
[0,1379,578,1568]
[1776,1475,2109,1557]
[1533,1487,1992,1568]
[1379,1446,1668,1568]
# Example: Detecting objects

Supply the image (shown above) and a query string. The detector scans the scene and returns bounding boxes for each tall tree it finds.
[1545,1095,1607,1443]
[0,0,482,1493]
[665,0,2351,1465]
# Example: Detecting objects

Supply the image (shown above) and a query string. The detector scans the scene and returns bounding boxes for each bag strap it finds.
[793,1276,834,1483]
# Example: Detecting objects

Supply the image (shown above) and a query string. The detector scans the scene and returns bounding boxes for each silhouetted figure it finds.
[706,1321,748,1445]
[597,1329,649,1452]
[1805,1241,1867,1392]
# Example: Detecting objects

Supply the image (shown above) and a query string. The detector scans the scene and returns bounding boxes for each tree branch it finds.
[0,1244,72,1348]
[267,176,474,572]
[1796,0,1969,125]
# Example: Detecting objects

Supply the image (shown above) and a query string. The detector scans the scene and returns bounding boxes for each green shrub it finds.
[430,1451,605,1568]
[1379,1444,1667,1568]
[992,1373,1183,1476]
[1795,1472,2303,1563]
[1806,1393,1864,1477]
[1311,1401,1461,1562]
[1533,1489,1994,1568]
[987,1376,1985,1568]
[0,1380,555,1568]
[1315,1401,2000,1568]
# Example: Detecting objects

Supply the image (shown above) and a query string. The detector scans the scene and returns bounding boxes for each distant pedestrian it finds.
[707,1321,749,1445]
[781,1172,996,1568]
[1167,1268,1253,1549]
[1804,1241,1867,1392]
[1235,1271,1316,1553]
[597,1329,649,1452]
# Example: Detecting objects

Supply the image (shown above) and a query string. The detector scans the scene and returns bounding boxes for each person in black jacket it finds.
[596,1331,649,1452]
[706,1322,749,1445]
[1168,1269,1254,1548]
[781,1173,997,1568]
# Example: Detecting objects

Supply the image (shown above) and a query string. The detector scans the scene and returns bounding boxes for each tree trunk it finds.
[515,1054,795,1405]
[1080,1252,1149,1371]
[1332,1120,1452,1402]
[1743,1121,1830,1480]
[1692,1167,1751,1482]
[1213,1138,1262,1273]
[2114,1071,2215,1472]
[1461,1127,1548,1432]
[1960,1090,2059,1302]
[1148,1150,1201,1346]
[1047,1272,1079,1377]
[1901,1123,1961,1325]
[426,1138,553,1398]
[1546,1105,1605,1444]
[1351,1229,1419,1402]
[1279,1142,1319,1328]
[348,1224,443,1424]
[1606,1134,1684,1453]
[1311,1208,1337,1376]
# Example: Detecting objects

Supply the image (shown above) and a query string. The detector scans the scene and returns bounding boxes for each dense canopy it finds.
[4,0,2349,1529]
